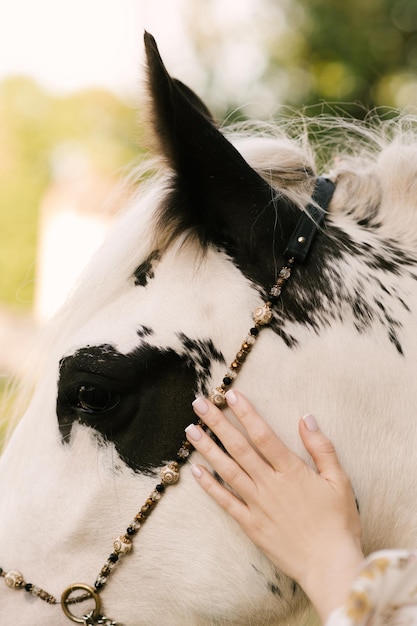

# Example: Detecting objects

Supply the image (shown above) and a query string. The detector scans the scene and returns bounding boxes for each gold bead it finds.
[270,285,282,297]
[113,535,132,554]
[160,463,180,485]
[253,304,273,325]
[209,387,226,407]
[4,571,23,589]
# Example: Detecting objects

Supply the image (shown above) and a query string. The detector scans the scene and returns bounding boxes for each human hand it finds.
[185,390,364,623]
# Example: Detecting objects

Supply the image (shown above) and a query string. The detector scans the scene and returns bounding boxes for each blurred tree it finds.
[0,78,140,309]
[277,0,417,115]
[182,0,417,119]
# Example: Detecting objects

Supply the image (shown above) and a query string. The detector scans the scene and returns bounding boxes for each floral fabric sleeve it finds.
[325,550,417,626]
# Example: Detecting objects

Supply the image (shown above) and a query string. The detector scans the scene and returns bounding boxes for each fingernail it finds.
[185,423,203,442]
[225,389,238,406]
[192,397,209,415]
[303,413,318,432]
[190,464,203,479]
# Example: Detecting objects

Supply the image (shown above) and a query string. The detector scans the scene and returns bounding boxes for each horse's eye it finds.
[77,385,120,413]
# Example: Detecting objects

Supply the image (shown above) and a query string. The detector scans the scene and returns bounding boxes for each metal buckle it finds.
[61,583,101,624]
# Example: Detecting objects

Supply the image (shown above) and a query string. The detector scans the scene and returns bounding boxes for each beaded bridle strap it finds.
[0,177,335,625]
[209,176,335,406]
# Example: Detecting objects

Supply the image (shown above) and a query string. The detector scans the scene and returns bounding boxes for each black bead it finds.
[94,581,104,591]
[155,483,165,493]
[222,376,232,386]
[126,526,137,536]
[108,553,119,563]
[24,583,33,592]
[249,327,259,336]
[176,454,187,464]
[0,568,3,576]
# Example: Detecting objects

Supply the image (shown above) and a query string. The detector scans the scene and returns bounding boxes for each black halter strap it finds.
[284,176,335,263]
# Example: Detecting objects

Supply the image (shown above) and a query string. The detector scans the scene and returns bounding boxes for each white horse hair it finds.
[1,34,417,626]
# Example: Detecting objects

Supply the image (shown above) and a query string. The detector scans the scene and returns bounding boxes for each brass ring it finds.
[61,583,101,624]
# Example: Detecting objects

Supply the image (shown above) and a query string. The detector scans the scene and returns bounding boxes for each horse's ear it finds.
[144,33,217,171]
[144,32,298,277]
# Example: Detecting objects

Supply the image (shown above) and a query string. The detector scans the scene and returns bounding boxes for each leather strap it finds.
[284,177,335,263]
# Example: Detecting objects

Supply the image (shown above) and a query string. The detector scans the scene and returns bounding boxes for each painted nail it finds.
[225,389,238,406]
[192,397,209,415]
[185,423,203,442]
[303,413,318,432]
[190,464,203,479]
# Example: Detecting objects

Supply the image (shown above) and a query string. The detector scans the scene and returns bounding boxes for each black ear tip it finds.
[144,31,158,55]
[144,31,166,72]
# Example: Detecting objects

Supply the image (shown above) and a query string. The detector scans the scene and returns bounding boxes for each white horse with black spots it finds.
[1,33,417,625]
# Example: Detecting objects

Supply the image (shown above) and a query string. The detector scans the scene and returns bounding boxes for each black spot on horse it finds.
[388,328,404,355]
[251,564,285,601]
[133,250,161,287]
[57,343,202,473]
[137,325,155,338]
[177,333,225,396]
[268,322,298,348]
[268,582,282,597]
[57,335,225,473]
[263,224,414,355]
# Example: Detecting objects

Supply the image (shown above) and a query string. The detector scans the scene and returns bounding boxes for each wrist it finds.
[298,539,364,623]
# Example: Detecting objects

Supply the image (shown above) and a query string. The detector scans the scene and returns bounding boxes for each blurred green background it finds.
[0,79,139,308]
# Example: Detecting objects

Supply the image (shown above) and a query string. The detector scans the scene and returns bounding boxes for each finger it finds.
[189,463,250,523]
[299,414,346,480]
[224,390,298,473]
[185,422,255,499]
[192,396,273,483]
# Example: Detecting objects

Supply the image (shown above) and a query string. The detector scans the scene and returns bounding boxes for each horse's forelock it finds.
[225,117,417,243]
[377,144,417,237]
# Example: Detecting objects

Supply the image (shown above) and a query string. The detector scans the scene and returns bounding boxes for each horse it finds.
[1,31,417,626]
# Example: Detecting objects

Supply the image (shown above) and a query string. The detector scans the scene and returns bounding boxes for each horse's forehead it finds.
[65,244,257,356]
